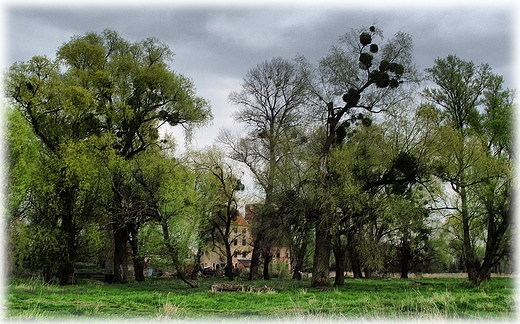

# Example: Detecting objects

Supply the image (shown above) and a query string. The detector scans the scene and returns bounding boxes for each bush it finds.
[269,261,290,278]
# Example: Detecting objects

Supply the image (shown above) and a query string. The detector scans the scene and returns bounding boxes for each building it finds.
[199,204,291,276]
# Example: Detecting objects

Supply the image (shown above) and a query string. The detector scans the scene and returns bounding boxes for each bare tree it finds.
[222,57,309,279]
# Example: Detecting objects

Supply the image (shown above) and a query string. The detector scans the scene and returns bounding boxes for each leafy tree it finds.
[189,146,246,281]
[326,97,443,283]
[5,30,211,284]
[5,56,115,284]
[132,150,200,287]
[423,55,513,285]
[270,127,317,279]
[302,25,417,287]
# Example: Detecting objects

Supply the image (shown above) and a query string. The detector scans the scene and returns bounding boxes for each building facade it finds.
[199,204,291,276]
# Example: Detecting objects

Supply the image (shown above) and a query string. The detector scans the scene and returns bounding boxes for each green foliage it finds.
[4,107,40,216]
[4,29,212,284]
[10,223,65,278]
[424,55,513,285]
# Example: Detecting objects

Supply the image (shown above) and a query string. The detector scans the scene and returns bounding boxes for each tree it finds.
[223,56,309,279]
[302,25,417,287]
[423,55,513,285]
[324,95,442,284]
[190,146,246,281]
[5,56,115,284]
[132,150,200,287]
[56,30,212,282]
[5,30,211,284]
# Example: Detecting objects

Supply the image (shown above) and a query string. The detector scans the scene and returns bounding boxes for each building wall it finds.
[200,222,252,271]
[199,210,291,274]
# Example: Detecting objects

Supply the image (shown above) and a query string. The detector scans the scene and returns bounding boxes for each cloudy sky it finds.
[2,0,518,152]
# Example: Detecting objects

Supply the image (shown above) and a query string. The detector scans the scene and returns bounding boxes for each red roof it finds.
[233,213,248,226]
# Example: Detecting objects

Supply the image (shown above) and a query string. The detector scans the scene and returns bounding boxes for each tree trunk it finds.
[364,267,372,279]
[224,242,235,280]
[291,239,307,279]
[333,235,347,286]
[347,231,363,279]
[113,223,129,283]
[160,221,198,288]
[350,255,363,279]
[191,248,204,280]
[262,248,272,280]
[249,238,261,280]
[460,186,478,283]
[176,270,199,288]
[399,235,410,279]
[475,211,509,285]
[128,223,145,282]
[58,186,77,285]
[311,219,332,287]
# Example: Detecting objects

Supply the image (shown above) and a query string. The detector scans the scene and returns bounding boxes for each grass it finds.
[4,275,515,321]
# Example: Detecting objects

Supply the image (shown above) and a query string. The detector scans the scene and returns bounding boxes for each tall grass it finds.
[5,276,515,320]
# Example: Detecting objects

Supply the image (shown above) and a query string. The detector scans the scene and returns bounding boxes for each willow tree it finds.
[424,55,513,285]
[303,26,417,287]
[5,52,118,284]
[5,30,211,284]
[59,30,211,283]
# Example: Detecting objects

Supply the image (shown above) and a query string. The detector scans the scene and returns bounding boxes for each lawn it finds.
[4,275,515,321]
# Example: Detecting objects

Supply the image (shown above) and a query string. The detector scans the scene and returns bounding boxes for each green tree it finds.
[56,30,211,282]
[424,55,513,285]
[190,146,246,281]
[5,55,115,284]
[5,30,211,284]
[303,25,416,287]
[132,150,200,287]
[327,98,442,283]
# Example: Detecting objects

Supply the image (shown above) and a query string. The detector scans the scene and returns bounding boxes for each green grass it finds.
[4,276,515,321]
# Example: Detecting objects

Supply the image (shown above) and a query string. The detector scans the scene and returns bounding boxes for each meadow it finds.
[4,275,515,321]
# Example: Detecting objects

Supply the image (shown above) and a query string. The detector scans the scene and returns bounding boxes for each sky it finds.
[2,0,518,153]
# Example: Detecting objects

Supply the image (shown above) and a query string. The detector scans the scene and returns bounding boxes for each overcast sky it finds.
[2,0,518,152]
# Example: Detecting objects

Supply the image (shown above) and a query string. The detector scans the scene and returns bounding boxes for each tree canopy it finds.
[4,26,513,288]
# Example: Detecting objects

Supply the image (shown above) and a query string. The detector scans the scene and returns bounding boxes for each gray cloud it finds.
[4,3,515,150]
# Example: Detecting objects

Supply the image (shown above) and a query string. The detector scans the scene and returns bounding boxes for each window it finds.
[234,227,238,233]
[233,238,238,246]
[242,228,246,234]
[242,239,246,246]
